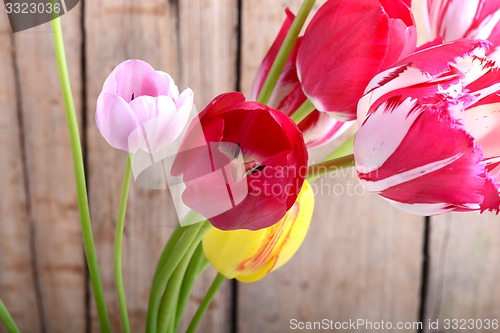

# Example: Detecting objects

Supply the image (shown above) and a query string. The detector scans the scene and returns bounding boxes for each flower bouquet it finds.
[1,0,499,332]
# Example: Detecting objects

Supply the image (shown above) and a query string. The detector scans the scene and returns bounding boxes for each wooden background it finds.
[0,0,499,332]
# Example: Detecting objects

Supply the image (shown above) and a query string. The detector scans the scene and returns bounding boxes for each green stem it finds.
[306,154,355,180]
[174,243,209,332]
[157,225,210,333]
[323,135,354,161]
[152,225,185,283]
[146,221,209,333]
[156,259,190,333]
[50,17,111,333]
[114,155,133,333]
[257,0,316,104]
[308,136,355,183]
[0,300,20,333]
[291,99,316,124]
[185,273,226,333]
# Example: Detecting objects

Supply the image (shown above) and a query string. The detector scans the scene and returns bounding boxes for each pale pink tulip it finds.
[96,59,193,152]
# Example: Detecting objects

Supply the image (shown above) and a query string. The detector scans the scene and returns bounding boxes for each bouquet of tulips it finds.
[1,0,499,332]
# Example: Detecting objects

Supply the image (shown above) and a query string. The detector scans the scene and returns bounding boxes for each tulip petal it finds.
[356,97,500,214]
[101,59,154,102]
[250,9,295,100]
[424,0,500,61]
[181,163,249,220]
[380,18,417,70]
[301,111,353,148]
[394,39,490,76]
[128,95,188,152]
[140,70,176,97]
[358,39,491,122]
[297,0,392,119]
[202,181,314,282]
[172,92,308,230]
[95,92,139,151]
[459,102,500,161]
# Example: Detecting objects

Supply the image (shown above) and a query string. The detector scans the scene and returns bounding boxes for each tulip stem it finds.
[291,99,316,123]
[324,135,354,161]
[185,273,226,333]
[114,155,133,333]
[50,17,111,333]
[307,136,355,183]
[156,225,208,333]
[306,154,355,179]
[174,243,210,332]
[0,300,20,333]
[257,0,316,104]
[146,221,210,333]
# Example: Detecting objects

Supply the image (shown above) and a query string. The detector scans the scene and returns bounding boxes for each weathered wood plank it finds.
[238,2,424,332]
[6,5,87,332]
[425,213,500,333]
[238,171,424,333]
[85,0,237,331]
[0,9,41,333]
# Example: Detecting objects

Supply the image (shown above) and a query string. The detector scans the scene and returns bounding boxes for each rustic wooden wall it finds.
[0,0,498,333]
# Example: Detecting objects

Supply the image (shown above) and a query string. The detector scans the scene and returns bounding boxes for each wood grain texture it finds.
[0,9,41,333]
[238,2,424,332]
[84,0,237,331]
[1,4,87,333]
[425,213,500,333]
[238,171,424,333]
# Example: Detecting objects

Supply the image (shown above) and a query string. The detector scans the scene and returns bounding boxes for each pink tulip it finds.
[296,0,417,121]
[251,9,351,148]
[354,39,500,215]
[96,59,193,152]
[424,0,500,60]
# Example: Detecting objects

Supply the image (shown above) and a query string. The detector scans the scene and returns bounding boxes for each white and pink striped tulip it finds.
[354,39,500,215]
[424,0,500,61]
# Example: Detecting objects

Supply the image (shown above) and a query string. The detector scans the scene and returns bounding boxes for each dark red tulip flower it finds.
[171,92,308,230]
[296,0,417,121]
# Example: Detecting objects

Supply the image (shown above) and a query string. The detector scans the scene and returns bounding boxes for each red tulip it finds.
[354,39,500,215]
[296,0,417,121]
[171,92,308,230]
[424,0,500,61]
[251,9,351,148]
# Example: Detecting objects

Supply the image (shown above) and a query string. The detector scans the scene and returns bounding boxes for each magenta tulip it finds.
[251,9,351,148]
[354,39,500,215]
[171,92,308,230]
[96,59,193,152]
[296,0,417,121]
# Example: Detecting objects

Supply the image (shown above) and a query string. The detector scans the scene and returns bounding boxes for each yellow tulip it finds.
[202,181,314,282]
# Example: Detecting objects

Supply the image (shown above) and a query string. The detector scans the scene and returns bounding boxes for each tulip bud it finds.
[96,59,194,152]
[202,181,314,282]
